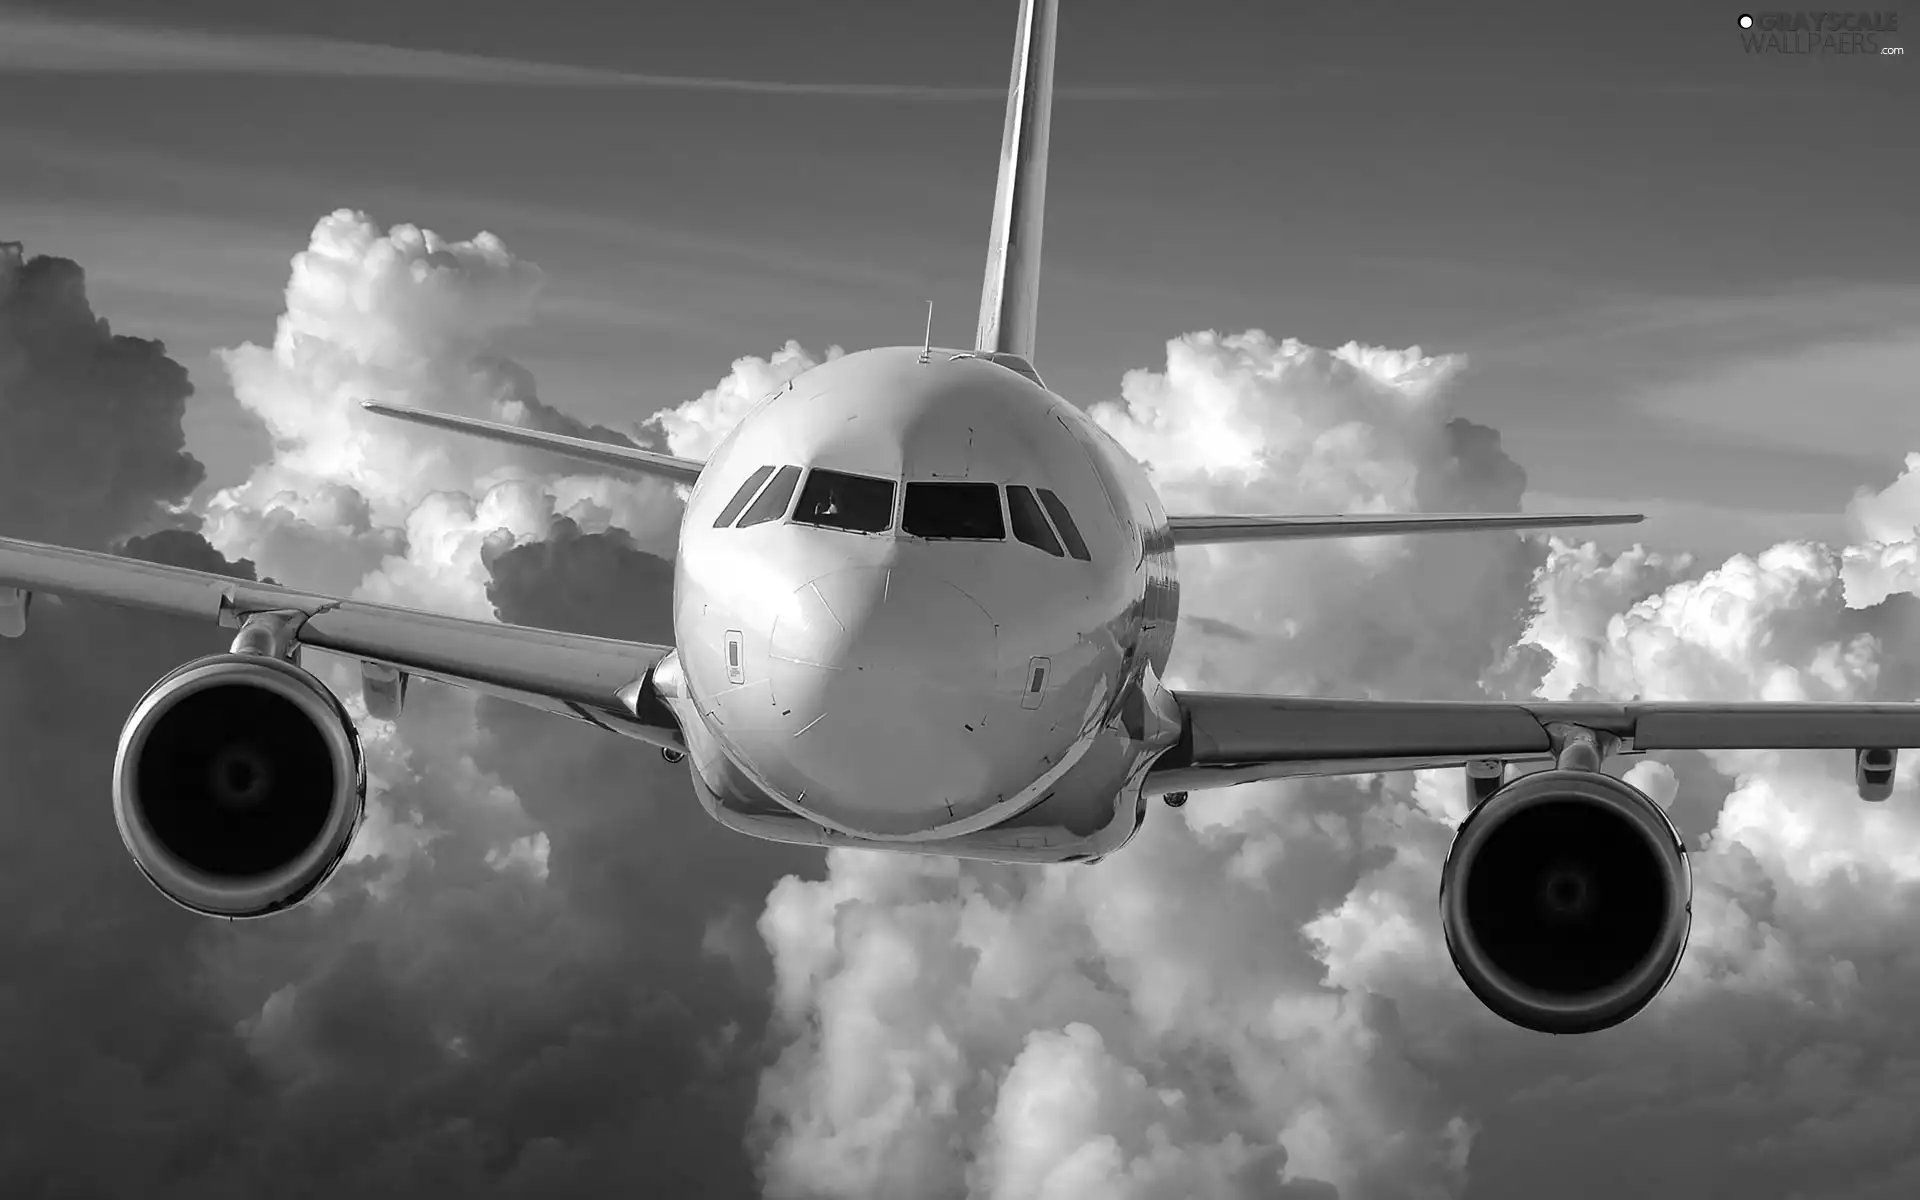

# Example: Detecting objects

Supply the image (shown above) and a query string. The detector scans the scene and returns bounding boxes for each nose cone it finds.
[765,566,997,837]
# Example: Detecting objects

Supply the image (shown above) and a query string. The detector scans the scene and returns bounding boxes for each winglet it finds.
[361,401,705,485]
[974,0,1058,363]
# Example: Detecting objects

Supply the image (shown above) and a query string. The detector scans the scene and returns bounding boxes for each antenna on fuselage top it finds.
[919,301,934,363]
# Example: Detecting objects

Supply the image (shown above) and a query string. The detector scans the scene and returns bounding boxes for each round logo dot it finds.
[1738,13,1754,27]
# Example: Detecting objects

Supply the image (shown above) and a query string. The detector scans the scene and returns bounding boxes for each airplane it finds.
[2,0,1917,1038]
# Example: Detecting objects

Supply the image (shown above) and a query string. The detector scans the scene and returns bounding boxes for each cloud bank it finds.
[748,332,1920,1200]
[0,239,203,549]
[10,212,1920,1199]
[0,217,813,1197]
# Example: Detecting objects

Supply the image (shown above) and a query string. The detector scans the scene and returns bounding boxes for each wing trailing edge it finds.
[1147,692,1920,798]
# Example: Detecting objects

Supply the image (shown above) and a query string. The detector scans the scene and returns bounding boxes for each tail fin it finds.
[974,0,1058,368]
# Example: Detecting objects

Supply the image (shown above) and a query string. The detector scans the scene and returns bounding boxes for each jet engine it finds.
[112,652,366,918]
[1439,768,1692,1034]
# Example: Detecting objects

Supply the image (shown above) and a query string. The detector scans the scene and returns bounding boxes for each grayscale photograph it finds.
[0,1,1912,1196]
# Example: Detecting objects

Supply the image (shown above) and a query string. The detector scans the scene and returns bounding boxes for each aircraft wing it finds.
[1166,512,1643,546]
[361,401,706,485]
[1147,692,1920,795]
[0,535,684,750]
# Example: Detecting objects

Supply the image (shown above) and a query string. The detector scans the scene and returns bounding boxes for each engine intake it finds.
[1440,769,1691,1035]
[113,653,365,918]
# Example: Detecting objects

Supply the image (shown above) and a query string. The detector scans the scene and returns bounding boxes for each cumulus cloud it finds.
[483,518,674,641]
[0,240,204,549]
[200,209,686,602]
[0,241,274,1196]
[745,328,1920,1200]
[1840,453,1920,610]
[1092,334,1543,700]
[15,210,1920,1200]
[120,525,263,580]
[0,221,803,1197]
[645,339,840,461]
[181,211,824,1196]
[749,332,1530,1200]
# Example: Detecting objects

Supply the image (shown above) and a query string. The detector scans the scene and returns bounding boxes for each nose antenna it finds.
[919,301,934,363]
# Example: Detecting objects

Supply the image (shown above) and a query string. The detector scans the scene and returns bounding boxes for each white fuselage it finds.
[653,346,1184,863]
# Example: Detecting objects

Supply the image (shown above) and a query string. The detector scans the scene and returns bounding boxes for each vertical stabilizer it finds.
[974,0,1058,365]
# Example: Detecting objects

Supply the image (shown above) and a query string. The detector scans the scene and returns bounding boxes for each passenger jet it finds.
[3,0,1916,1035]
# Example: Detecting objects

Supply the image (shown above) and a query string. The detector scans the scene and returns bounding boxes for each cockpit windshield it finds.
[903,482,1006,540]
[794,469,895,534]
[721,465,1089,559]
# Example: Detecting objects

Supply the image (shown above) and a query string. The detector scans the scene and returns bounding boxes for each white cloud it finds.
[1539,542,1881,706]
[1522,537,1700,700]
[168,209,1920,1196]
[747,330,1538,1199]
[645,339,839,461]
[193,210,699,913]
[203,209,672,603]
[742,328,1920,1198]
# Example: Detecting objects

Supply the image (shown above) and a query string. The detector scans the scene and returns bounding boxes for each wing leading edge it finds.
[1167,511,1643,546]
[0,535,684,750]
[361,402,705,485]
[1148,692,1920,797]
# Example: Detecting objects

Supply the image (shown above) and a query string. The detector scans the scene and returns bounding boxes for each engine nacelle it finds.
[1440,769,1692,1035]
[112,653,366,918]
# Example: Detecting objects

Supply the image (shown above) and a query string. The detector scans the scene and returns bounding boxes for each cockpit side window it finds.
[737,465,802,527]
[793,469,896,534]
[903,482,1006,540]
[713,465,777,528]
[1037,489,1092,561]
[1006,485,1064,557]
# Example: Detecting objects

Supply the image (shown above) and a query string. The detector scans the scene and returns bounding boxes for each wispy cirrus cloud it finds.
[0,7,1230,100]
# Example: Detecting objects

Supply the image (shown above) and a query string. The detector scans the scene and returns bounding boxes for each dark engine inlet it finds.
[1440,768,1692,1034]
[112,653,365,918]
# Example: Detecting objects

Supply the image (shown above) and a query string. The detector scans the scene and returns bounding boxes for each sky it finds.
[3,1,1920,1197]
[3,0,1914,558]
